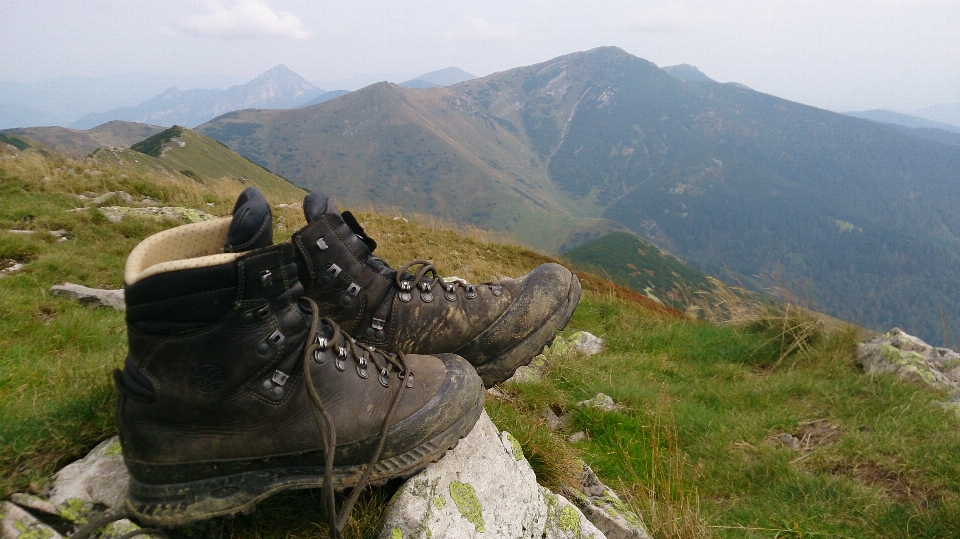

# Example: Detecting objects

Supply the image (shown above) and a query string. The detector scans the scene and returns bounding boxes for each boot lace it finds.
[300,297,410,539]
[394,259,483,298]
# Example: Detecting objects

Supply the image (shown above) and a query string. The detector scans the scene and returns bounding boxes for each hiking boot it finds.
[291,192,582,387]
[115,188,484,532]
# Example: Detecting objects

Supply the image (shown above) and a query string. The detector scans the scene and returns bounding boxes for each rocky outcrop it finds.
[50,283,125,311]
[857,328,960,391]
[380,411,606,538]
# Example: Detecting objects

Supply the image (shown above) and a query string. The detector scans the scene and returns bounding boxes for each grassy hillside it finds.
[562,231,717,313]
[2,142,960,538]
[91,126,306,202]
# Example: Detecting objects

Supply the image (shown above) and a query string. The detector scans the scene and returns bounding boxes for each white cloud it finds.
[179,0,310,40]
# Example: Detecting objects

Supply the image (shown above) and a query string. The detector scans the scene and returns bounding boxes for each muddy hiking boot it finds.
[110,188,484,538]
[291,192,582,387]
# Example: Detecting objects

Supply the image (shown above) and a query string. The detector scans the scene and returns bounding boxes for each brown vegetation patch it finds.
[831,462,943,506]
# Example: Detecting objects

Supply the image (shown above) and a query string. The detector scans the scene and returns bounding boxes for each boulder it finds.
[380,411,606,538]
[50,283,125,311]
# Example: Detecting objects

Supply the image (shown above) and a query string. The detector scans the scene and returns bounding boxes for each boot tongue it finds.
[303,191,381,258]
[224,187,273,253]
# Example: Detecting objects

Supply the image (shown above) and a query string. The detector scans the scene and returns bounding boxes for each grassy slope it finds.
[2,144,959,538]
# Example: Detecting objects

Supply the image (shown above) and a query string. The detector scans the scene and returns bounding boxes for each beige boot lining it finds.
[125,217,242,285]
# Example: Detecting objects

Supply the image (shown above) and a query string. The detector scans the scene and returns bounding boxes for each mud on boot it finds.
[291,192,582,387]
[114,188,484,536]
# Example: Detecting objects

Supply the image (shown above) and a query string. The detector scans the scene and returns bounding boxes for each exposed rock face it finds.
[380,411,606,538]
[857,328,960,391]
[50,283,126,311]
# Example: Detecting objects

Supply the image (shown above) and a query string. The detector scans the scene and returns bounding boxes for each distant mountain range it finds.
[71,65,325,129]
[0,63,478,133]
[0,73,245,129]
[843,109,960,147]
[195,46,960,344]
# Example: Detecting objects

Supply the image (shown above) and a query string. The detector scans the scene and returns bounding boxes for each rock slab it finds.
[564,465,650,539]
[50,283,125,311]
[380,411,606,539]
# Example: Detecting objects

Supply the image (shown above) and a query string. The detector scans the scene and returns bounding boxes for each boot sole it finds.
[469,269,582,387]
[125,391,485,528]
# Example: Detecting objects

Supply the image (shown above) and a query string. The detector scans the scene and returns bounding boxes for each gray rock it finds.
[1,501,64,539]
[0,260,24,276]
[511,364,543,383]
[577,393,620,412]
[778,433,801,451]
[50,283,125,311]
[564,465,651,539]
[569,431,588,443]
[570,332,605,356]
[48,437,128,510]
[543,407,569,431]
[857,328,960,390]
[380,411,606,538]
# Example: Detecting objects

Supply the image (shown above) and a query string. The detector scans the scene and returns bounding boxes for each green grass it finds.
[3,143,960,538]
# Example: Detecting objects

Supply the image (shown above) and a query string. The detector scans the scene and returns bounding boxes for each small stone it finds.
[89,191,133,205]
[569,431,588,443]
[542,407,569,431]
[511,364,543,383]
[50,283,125,311]
[276,202,302,209]
[778,433,801,450]
[0,260,24,276]
[486,387,506,399]
[569,331,605,356]
[857,328,959,391]
[577,393,620,412]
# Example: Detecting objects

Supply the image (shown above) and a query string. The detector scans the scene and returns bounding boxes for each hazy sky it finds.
[2,0,959,112]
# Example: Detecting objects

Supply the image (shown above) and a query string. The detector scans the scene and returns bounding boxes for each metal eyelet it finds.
[490,284,503,296]
[399,280,412,303]
[257,305,270,318]
[340,283,361,306]
[444,284,457,302]
[259,270,273,287]
[335,346,347,371]
[357,355,369,378]
[464,285,477,299]
[315,335,328,348]
[313,348,325,364]
[319,264,341,285]
[379,367,390,387]
[315,237,328,250]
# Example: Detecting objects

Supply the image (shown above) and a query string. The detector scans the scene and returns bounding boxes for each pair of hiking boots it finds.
[112,188,581,535]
